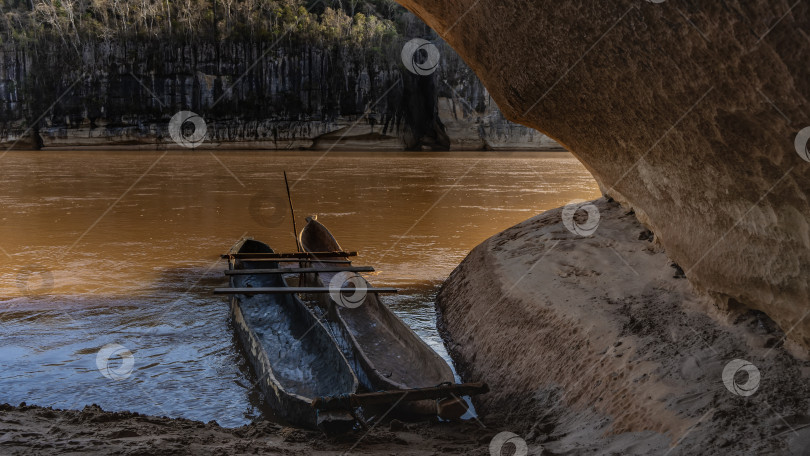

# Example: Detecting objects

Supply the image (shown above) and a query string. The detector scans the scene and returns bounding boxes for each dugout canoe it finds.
[297,218,461,417]
[225,237,358,432]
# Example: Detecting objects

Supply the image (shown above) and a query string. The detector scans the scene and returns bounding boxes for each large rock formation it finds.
[397,0,810,353]
[438,198,810,454]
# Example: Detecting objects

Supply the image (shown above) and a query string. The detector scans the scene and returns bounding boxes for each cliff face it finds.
[398,0,810,353]
[0,36,559,151]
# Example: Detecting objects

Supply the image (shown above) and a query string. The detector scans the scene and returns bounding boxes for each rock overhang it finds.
[396,0,810,353]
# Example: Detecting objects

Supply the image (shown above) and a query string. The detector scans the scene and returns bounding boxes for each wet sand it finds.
[0,403,498,455]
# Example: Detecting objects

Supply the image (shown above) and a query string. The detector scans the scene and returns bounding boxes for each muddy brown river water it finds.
[0,150,599,427]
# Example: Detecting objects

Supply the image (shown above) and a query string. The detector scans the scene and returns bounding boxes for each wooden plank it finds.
[222,251,357,259]
[225,266,375,275]
[214,287,398,295]
[245,259,353,264]
[311,383,490,411]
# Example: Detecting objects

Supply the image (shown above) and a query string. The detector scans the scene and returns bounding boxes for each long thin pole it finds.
[283,171,301,252]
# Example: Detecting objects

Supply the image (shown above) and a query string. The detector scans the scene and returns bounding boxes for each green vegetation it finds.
[0,0,402,47]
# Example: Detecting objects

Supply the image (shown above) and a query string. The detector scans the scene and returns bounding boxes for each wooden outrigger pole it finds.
[283,171,302,252]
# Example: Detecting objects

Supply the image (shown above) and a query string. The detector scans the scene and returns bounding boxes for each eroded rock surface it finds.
[437,198,810,454]
[398,0,810,352]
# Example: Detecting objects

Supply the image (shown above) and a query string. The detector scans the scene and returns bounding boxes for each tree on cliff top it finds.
[0,0,402,46]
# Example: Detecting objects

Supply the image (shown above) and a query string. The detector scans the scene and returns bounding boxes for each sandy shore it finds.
[0,403,505,455]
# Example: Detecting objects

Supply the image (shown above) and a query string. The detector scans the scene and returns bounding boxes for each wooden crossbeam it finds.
[222,251,357,259]
[243,259,353,264]
[224,266,375,275]
[214,286,398,295]
[311,383,490,411]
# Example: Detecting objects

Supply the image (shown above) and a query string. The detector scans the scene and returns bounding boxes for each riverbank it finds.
[0,112,564,152]
[0,403,497,455]
[437,197,810,455]
[5,198,808,454]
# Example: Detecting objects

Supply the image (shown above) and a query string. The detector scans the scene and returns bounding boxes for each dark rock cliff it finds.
[0,35,560,151]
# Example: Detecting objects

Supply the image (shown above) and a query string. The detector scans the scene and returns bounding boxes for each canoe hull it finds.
[227,238,357,432]
[298,219,457,417]
[229,296,319,428]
